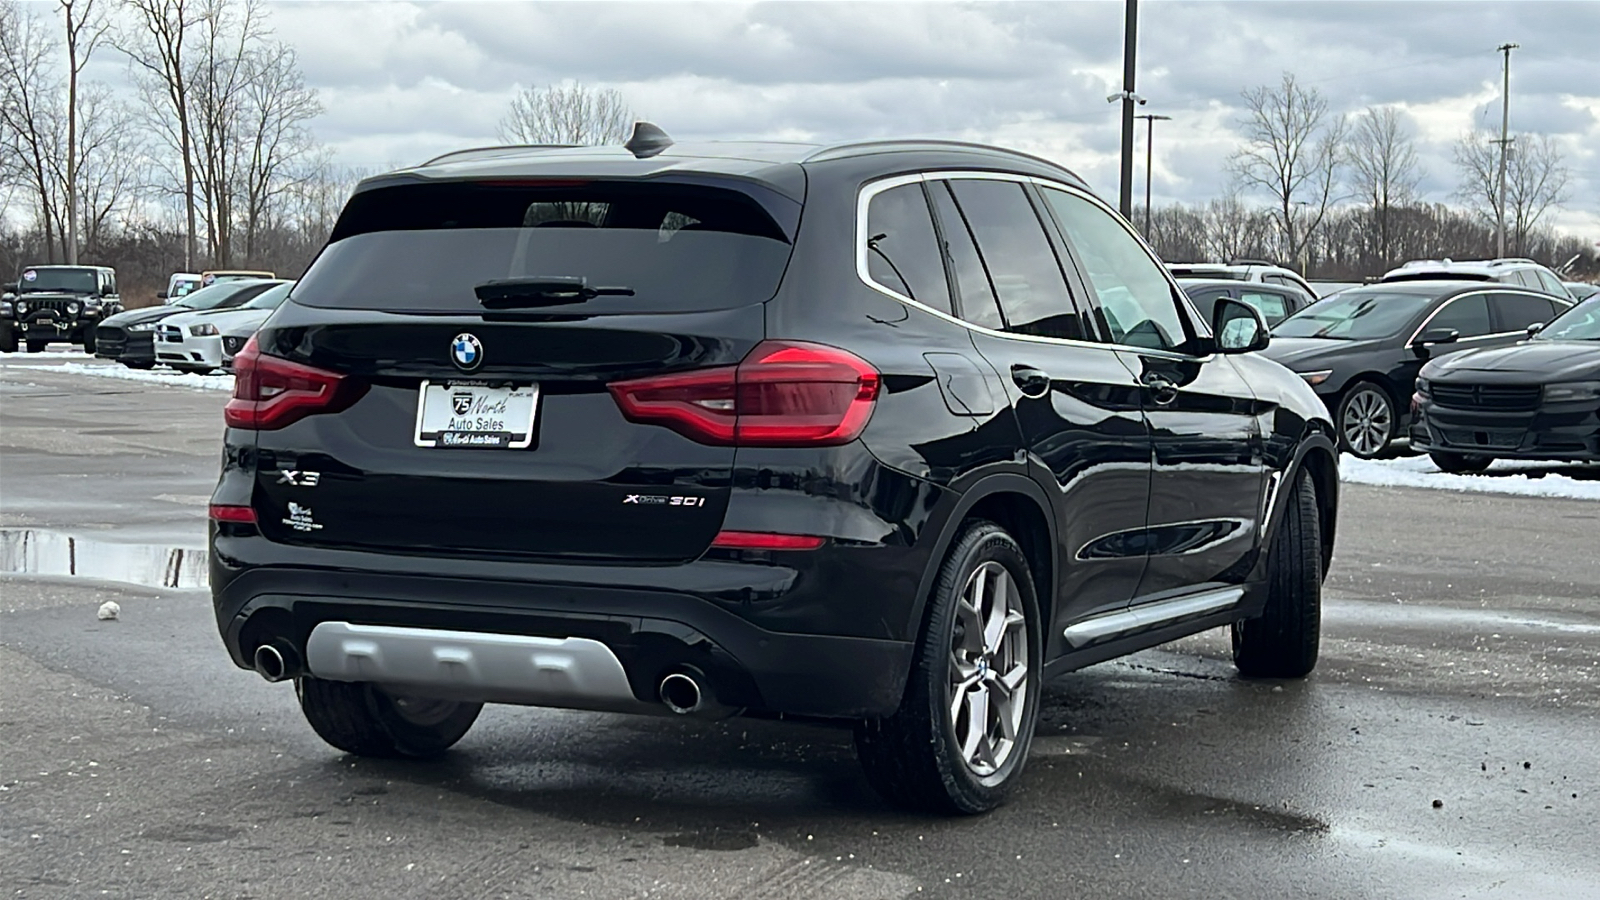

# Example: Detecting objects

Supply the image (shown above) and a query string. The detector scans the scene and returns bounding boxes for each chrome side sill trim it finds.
[1063,586,1245,648]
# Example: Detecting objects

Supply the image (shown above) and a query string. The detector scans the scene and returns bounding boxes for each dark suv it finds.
[209,129,1339,814]
[1,265,122,352]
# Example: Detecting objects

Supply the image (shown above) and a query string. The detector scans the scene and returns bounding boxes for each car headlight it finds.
[1543,382,1600,403]
[66,301,80,314]
[0,301,11,316]
[190,323,219,336]
[1415,377,1431,397]
[128,322,156,332]
[1298,369,1333,387]
[15,301,27,314]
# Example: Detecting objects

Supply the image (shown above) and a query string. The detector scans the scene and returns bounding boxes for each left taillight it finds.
[608,340,881,447]
[223,335,365,430]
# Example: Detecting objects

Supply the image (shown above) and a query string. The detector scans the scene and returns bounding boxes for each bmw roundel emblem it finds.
[451,333,483,371]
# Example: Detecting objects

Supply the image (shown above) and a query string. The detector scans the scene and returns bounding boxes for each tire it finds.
[855,520,1042,815]
[0,329,15,353]
[81,327,96,353]
[1336,381,1396,459]
[1233,471,1322,679]
[1429,451,1492,474]
[296,677,482,758]
[26,339,49,353]
[124,359,154,370]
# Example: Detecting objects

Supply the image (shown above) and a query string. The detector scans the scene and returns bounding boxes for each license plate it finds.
[413,380,538,449]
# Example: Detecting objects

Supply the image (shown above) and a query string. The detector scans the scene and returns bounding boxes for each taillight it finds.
[223,335,366,430]
[608,341,880,446]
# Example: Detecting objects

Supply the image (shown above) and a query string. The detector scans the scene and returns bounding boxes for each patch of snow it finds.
[1341,454,1600,501]
[47,361,235,392]
[0,348,93,359]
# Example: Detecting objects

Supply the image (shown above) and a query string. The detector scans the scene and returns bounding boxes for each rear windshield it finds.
[1273,290,1434,340]
[173,281,271,311]
[295,181,795,314]
[241,282,293,309]
[1382,272,1492,283]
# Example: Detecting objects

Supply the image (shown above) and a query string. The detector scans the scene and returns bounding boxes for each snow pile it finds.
[51,361,235,392]
[1341,454,1600,501]
[0,349,94,359]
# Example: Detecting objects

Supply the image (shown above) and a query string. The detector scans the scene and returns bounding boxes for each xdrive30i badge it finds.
[451,333,483,372]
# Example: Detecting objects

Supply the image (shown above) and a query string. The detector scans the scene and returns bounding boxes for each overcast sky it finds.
[95,1,1600,239]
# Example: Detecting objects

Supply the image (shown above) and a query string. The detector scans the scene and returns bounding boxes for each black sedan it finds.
[1263,281,1572,458]
[1412,293,1600,471]
[94,279,279,368]
[1177,278,1313,328]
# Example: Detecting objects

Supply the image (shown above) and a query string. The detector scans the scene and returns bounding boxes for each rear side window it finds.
[864,184,951,314]
[1489,292,1556,331]
[1239,289,1291,325]
[945,179,1085,341]
[1429,294,1492,337]
[927,182,1005,331]
[1534,269,1567,297]
[298,181,794,313]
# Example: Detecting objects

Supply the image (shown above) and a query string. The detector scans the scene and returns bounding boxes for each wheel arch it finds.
[1268,434,1339,577]
[905,474,1058,645]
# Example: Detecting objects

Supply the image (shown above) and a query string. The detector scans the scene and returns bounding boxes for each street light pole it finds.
[1495,42,1518,258]
[1136,113,1170,236]
[1117,0,1139,219]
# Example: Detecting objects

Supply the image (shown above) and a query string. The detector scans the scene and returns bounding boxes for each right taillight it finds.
[608,340,880,447]
[224,335,366,430]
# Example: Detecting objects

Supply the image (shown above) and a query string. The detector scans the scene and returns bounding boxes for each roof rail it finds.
[420,144,578,167]
[1227,258,1278,267]
[1489,258,1537,266]
[802,138,1086,183]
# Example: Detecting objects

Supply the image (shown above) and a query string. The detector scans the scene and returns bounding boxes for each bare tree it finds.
[1201,194,1274,264]
[120,0,203,270]
[1229,72,1347,271]
[56,0,110,264]
[1454,131,1571,257]
[237,40,322,261]
[0,1,68,262]
[497,82,633,146]
[69,86,145,255]
[189,0,266,266]
[1347,105,1422,269]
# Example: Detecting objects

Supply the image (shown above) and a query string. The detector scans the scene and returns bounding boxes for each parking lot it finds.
[2,353,1599,899]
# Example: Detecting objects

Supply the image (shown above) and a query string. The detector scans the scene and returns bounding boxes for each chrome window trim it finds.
[1406,287,1574,346]
[854,170,1210,363]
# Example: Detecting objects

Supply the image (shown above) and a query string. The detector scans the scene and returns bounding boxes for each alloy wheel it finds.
[948,560,1029,777]
[1342,388,1392,457]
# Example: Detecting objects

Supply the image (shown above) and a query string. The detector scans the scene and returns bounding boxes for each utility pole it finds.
[1495,42,1518,258]
[1117,0,1139,219]
[1136,113,1170,236]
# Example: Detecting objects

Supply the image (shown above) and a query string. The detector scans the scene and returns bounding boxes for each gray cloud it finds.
[259,0,1597,235]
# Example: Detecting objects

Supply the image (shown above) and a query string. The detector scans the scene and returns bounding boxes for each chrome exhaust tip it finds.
[659,672,703,715]
[253,641,297,682]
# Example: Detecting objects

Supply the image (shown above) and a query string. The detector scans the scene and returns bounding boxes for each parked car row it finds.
[95,278,289,373]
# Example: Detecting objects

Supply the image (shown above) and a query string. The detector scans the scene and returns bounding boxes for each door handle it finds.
[1143,373,1179,406]
[1010,364,1052,398]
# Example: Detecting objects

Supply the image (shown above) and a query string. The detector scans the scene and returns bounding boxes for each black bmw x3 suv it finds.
[210,128,1339,814]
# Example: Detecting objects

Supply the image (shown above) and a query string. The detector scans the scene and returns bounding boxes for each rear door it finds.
[248,179,797,563]
[1488,290,1563,334]
[927,176,1152,630]
[1038,185,1267,602]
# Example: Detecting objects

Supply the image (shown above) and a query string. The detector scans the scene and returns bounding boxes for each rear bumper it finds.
[1413,398,1600,460]
[211,536,917,718]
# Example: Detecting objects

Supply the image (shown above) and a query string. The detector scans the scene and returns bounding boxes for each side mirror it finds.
[156,291,168,300]
[1412,326,1459,358]
[1213,297,1269,354]
[1526,322,1544,337]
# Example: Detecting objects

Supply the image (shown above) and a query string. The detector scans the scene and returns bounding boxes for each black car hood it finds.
[1260,336,1385,370]
[100,305,182,328]
[1426,340,1600,382]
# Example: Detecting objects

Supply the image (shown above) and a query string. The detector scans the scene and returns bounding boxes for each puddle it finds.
[1325,599,1600,636]
[0,529,208,590]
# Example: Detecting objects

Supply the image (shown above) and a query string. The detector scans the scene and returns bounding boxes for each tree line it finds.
[1154,72,1592,281]
[1,0,357,303]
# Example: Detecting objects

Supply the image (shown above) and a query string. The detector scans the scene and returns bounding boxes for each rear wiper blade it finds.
[474,276,635,309]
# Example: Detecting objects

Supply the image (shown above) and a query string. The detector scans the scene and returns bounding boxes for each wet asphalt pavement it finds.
[2,358,1598,900]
